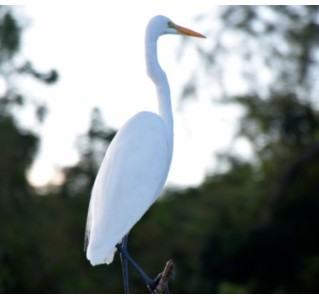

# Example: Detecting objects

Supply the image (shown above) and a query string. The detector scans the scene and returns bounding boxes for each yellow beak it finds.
[173,23,206,38]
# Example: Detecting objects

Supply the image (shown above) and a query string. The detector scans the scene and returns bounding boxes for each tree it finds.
[0,6,58,292]
[61,108,116,197]
[176,5,319,293]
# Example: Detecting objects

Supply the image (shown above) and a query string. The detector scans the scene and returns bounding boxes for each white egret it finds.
[84,15,205,293]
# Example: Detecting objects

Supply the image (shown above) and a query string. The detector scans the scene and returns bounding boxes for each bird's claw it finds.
[147,271,174,293]
[146,273,161,292]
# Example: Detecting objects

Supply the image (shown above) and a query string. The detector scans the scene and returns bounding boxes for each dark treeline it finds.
[0,6,318,293]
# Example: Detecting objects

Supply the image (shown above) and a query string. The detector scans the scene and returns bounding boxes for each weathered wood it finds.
[154,259,174,294]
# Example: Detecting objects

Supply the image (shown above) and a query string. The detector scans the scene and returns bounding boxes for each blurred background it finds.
[1,4,319,293]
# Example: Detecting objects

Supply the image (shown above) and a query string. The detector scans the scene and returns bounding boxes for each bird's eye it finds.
[167,21,174,28]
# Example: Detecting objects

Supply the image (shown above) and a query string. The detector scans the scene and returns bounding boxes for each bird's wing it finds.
[85,111,171,265]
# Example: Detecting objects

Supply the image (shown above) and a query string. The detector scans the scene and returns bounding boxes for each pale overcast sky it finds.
[16,4,245,188]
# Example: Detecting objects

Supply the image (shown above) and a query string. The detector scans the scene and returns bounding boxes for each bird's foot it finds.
[147,262,175,293]
[116,242,174,294]
[146,273,162,293]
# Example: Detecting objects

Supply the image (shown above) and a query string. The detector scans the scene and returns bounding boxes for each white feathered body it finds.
[86,111,172,265]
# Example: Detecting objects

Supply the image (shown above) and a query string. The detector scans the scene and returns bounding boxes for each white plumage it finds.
[86,112,171,265]
[85,15,205,266]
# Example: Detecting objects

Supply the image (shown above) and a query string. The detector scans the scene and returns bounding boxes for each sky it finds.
[16,3,246,189]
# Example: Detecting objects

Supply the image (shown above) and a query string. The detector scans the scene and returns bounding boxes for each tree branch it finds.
[154,259,175,294]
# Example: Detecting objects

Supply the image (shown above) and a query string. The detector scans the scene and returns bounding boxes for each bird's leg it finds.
[116,242,160,293]
[119,234,129,294]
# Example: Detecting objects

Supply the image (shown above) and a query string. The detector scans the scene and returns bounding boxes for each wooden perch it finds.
[154,259,175,294]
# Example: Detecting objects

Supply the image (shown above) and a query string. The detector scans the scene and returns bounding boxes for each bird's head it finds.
[147,15,206,39]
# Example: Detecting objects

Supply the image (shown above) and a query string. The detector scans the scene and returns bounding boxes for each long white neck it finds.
[145,32,173,140]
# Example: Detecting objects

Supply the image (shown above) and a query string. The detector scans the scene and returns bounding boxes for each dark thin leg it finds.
[119,234,129,293]
[116,242,158,293]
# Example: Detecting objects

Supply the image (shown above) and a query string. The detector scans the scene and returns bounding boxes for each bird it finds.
[84,15,205,293]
